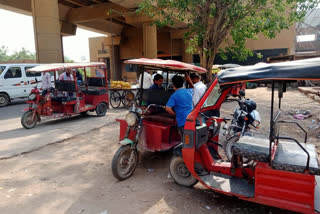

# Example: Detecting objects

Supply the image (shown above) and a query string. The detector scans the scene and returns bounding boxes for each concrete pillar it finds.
[182,41,193,63]
[32,0,63,63]
[143,23,157,58]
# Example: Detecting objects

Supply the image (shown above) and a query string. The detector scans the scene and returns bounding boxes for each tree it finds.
[0,46,35,61]
[138,0,319,81]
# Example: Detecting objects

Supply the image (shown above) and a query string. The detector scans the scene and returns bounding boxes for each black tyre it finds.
[223,135,240,161]
[0,93,10,107]
[169,155,198,187]
[96,102,107,117]
[21,110,38,129]
[111,145,138,181]
[123,91,135,108]
[110,91,121,109]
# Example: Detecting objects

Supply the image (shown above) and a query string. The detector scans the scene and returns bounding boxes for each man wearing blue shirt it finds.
[149,74,164,90]
[165,75,193,136]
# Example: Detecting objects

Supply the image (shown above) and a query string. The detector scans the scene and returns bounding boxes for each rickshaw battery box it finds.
[196,124,208,149]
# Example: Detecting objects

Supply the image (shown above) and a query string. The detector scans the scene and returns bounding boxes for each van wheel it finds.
[0,93,10,107]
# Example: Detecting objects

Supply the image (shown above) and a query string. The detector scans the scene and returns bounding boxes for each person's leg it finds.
[178,126,184,138]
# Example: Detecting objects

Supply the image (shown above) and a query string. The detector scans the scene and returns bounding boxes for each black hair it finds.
[172,75,184,88]
[154,74,163,81]
[190,73,200,80]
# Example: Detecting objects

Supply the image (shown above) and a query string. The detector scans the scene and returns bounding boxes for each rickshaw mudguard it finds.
[119,138,134,146]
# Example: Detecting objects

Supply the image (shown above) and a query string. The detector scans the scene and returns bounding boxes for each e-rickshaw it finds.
[170,57,320,213]
[111,58,207,180]
[21,63,109,129]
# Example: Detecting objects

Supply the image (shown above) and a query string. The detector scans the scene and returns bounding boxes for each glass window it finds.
[201,83,221,108]
[0,66,6,75]
[25,66,41,77]
[4,67,22,79]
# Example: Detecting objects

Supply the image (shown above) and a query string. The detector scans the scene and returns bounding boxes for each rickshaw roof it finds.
[27,62,106,72]
[218,57,320,85]
[124,58,207,73]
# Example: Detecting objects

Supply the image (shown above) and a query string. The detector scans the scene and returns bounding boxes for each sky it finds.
[0,9,105,62]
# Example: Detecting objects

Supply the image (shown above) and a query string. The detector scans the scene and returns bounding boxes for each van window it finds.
[0,66,6,75]
[25,66,41,77]
[4,67,22,79]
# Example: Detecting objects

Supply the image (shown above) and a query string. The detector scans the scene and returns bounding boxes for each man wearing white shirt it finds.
[41,71,52,96]
[139,71,153,89]
[186,73,207,107]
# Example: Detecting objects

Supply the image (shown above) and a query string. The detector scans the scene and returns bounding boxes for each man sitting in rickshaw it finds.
[165,75,193,136]
[59,68,75,97]
[149,74,164,90]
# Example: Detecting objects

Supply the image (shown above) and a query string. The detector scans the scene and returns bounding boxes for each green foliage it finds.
[138,0,319,69]
[64,56,75,63]
[0,46,36,61]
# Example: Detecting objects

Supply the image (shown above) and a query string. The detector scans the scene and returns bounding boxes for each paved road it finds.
[0,101,126,159]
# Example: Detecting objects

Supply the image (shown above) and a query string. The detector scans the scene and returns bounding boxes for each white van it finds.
[0,64,42,107]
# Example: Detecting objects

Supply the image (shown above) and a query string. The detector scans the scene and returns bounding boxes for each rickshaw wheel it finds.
[112,145,138,181]
[224,134,240,161]
[21,110,38,129]
[110,91,121,109]
[169,155,198,187]
[96,102,107,117]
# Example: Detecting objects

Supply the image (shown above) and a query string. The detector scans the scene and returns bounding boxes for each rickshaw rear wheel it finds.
[21,110,39,129]
[96,102,107,117]
[112,145,138,181]
[169,155,198,187]
[224,134,240,161]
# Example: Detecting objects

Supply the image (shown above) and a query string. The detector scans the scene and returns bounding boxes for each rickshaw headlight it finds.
[28,93,36,100]
[126,112,138,126]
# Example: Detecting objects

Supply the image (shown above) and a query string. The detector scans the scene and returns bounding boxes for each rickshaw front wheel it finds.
[111,145,138,181]
[96,102,107,117]
[169,155,198,187]
[21,110,39,129]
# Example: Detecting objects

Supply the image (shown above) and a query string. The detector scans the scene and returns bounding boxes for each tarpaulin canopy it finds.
[124,58,207,73]
[218,57,320,85]
[27,62,106,73]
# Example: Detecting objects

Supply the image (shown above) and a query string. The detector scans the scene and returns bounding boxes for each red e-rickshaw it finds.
[170,57,320,213]
[21,63,109,129]
[111,58,207,180]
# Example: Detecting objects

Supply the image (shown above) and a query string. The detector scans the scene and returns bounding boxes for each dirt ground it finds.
[0,87,319,214]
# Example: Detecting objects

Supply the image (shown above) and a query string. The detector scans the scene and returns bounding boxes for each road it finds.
[0,100,127,159]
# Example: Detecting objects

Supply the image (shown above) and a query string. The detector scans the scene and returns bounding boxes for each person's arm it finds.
[185,73,194,88]
[165,106,175,116]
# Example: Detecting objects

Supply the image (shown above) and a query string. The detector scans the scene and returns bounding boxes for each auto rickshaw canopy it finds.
[124,58,207,73]
[218,57,320,85]
[27,62,106,73]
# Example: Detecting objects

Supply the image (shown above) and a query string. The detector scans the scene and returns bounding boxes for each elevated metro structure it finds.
[0,0,296,80]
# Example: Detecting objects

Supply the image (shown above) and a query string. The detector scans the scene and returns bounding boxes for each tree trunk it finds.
[200,49,216,83]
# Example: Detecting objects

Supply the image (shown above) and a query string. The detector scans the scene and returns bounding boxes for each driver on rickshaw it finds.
[59,68,74,97]
[165,75,193,136]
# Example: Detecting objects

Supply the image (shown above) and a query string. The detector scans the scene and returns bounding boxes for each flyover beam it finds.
[67,2,129,23]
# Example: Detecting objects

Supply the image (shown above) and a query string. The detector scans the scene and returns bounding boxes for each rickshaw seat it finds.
[142,89,175,106]
[87,77,106,87]
[232,136,270,162]
[143,112,175,124]
[51,96,77,102]
[55,80,77,92]
[84,87,107,95]
[272,141,320,175]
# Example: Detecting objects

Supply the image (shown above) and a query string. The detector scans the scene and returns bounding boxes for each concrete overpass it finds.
[0,0,296,81]
[0,0,169,63]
